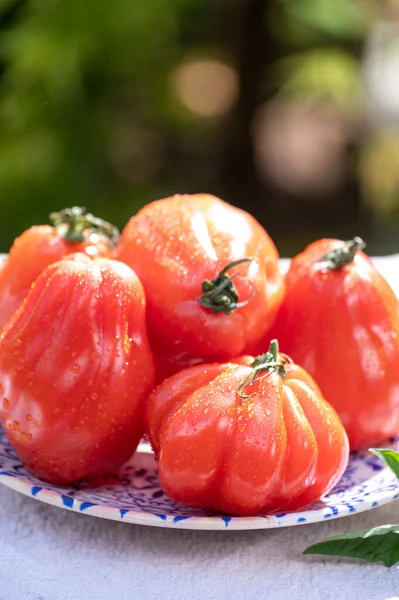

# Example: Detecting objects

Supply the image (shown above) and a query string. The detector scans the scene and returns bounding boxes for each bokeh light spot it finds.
[171,58,238,118]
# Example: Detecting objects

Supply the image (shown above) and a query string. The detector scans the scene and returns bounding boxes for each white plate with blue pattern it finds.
[0,425,398,530]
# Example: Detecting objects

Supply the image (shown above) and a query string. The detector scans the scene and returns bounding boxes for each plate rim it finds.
[1,443,399,531]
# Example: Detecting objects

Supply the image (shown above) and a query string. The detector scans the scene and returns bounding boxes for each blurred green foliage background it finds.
[0,0,398,255]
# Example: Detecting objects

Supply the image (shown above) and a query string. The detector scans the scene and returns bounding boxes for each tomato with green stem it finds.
[146,339,349,516]
[0,253,154,484]
[115,193,284,382]
[261,237,399,450]
[0,206,119,331]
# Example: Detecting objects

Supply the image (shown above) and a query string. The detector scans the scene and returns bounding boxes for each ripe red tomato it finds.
[115,194,284,382]
[261,237,399,450]
[0,254,155,484]
[146,340,349,516]
[0,206,119,331]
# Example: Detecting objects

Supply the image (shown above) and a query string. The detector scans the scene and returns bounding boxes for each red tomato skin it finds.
[0,255,155,484]
[260,239,399,450]
[114,194,284,381]
[0,225,113,331]
[145,358,349,516]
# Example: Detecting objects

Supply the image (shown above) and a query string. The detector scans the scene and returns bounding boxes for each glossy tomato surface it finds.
[146,344,349,516]
[115,194,284,381]
[0,207,119,331]
[0,254,155,484]
[262,238,399,450]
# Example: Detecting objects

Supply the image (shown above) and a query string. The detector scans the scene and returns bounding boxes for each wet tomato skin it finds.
[114,194,284,382]
[0,254,155,484]
[0,207,119,331]
[261,238,399,450]
[145,345,349,516]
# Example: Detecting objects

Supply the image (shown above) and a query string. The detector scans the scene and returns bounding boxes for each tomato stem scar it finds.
[197,257,256,314]
[50,206,120,248]
[318,237,366,270]
[237,339,287,399]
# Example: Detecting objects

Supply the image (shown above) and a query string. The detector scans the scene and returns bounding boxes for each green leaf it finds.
[369,448,399,480]
[303,446,399,567]
[304,525,399,567]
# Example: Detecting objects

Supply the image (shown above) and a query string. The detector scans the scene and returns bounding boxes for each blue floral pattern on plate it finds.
[0,425,398,530]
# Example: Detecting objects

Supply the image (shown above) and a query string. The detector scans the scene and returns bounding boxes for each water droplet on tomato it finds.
[91,352,101,360]
[90,393,98,400]
[71,364,81,374]
[2,398,9,409]
[27,433,32,441]
[26,414,32,421]
[71,351,77,358]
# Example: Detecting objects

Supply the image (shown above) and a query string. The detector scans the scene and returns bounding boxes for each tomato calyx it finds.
[318,237,366,270]
[237,339,287,399]
[50,206,120,248]
[197,258,256,314]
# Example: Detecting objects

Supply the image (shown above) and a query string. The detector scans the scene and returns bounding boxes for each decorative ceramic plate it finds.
[0,427,398,530]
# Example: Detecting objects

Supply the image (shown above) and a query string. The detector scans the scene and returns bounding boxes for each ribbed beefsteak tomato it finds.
[146,340,349,516]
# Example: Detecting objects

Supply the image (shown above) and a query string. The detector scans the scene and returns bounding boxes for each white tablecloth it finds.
[1,256,399,600]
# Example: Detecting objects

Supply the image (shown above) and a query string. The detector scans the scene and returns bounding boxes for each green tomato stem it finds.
[197,257,256,314]
[237,339,286,399]
[318,237,366,270]
[49,206,120,248]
